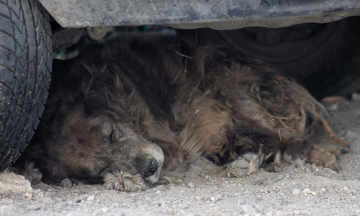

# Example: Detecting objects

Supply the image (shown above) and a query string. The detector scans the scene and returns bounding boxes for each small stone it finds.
[343,186,350,192]
[211,195,223,202]
[156,190,161,194]
[242,205,256,214]
[275,211,283,216]
[292,189,301,195]
[160,201,166,207]
[0,172,33,194]
[293,210,301,215]
[256,195,262,200]
[195,196,201,200]
[27,204,42,211]
[60,178,73,188]
[40,197,55,204]
[341,147,350,154]
[113,203,120,208]
[254,179,264,185]
[138,206,146,210]
[187,182,195,188]
[101,207,108,213]
[87,195,95,201]
[303,188,317,195]
[23,192,32,200]
[265,211,273,216]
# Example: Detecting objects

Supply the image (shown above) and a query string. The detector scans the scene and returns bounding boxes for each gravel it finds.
[1,100,360,215]
[60,178,73,188]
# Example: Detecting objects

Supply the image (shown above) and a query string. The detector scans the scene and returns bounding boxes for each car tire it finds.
[0,0,52,171]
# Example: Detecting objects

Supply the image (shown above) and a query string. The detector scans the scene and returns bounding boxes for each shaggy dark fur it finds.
[18,41,343,191]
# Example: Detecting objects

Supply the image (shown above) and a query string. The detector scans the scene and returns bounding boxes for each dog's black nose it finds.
[143,157,158,177]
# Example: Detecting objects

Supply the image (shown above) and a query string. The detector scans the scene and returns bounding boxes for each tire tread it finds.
[0,0,52,171]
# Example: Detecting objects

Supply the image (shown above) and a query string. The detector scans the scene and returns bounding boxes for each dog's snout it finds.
[143,157,158,177]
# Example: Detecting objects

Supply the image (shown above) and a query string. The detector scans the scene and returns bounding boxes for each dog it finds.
[17,41,347,192]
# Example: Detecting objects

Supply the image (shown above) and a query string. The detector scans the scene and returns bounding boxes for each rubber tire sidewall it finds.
[0,0,52,171]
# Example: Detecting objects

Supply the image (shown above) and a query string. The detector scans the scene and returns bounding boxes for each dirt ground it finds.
[1,99,360,216]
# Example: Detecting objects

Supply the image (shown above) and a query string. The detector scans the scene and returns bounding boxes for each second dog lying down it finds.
[21,41,348,191]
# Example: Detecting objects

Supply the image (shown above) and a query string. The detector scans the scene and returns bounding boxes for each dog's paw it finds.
[223,153,260,177]
[104,172,148,192]
[306,145,340,171]
[263,151,306,172]
[22,161,42,185]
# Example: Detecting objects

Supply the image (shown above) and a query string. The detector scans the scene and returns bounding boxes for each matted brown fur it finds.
[18,41,345,190]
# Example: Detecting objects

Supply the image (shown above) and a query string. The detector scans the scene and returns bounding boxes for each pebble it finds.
[113,203,120,208]
[292,189,301,195]
[187,182,195,188]
[265,211,273,216]
[27,204,42,211]
[40,196,55,204]
[256,195,262,200]
[303,188,317,195]
[0,172,33,195]
[101,207,108,213]
[254,179,264,185]
[60,178,73,188]
[23,192,32,199]
[242,205,256,214]
[342,147,350,154]
[275,211,284,216]
[87,195,95,201]
[211,195,223,202]
[293,210,301,215]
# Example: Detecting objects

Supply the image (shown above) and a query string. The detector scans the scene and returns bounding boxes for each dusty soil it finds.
[1,100,360,216]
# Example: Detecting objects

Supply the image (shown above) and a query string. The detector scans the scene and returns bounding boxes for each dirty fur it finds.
[17,41,347,190]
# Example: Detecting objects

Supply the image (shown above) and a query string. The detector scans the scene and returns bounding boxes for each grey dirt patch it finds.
[1,100,360,216]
